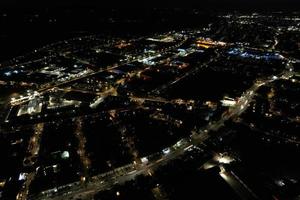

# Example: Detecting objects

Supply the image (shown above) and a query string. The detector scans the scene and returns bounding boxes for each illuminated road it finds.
[17,123,45,200]
[200,158,258,200]
[220,170,258,200]
[74,117,91,182]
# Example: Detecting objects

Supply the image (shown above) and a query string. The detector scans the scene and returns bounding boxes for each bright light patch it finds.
[162,148,171,155]
[61,151,70,159]
[18,173,27,181]
[141,157,149,164]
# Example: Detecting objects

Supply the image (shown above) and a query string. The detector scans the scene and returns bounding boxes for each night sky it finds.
[1,0,300,9]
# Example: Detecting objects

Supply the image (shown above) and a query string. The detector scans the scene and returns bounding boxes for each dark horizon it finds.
[1,0,300,10]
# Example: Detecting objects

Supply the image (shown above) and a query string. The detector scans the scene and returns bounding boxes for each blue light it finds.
[228,48,283,61]
[4,71,12,76]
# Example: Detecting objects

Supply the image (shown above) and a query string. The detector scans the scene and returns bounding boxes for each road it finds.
[220,170,258,200]
[74,117,91,182]
[17,123,45,200]
[152,52,220,95]
[200,158,258,200]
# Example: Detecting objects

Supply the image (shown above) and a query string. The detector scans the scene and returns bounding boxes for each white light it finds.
[218,157,232,164]
[18,173,26,181]
[141,157,149,164]
[215,154,234,164]
[275,180,285,187]
[162,148,171,155]
[61,151,70,159]
[4,72,12,76]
